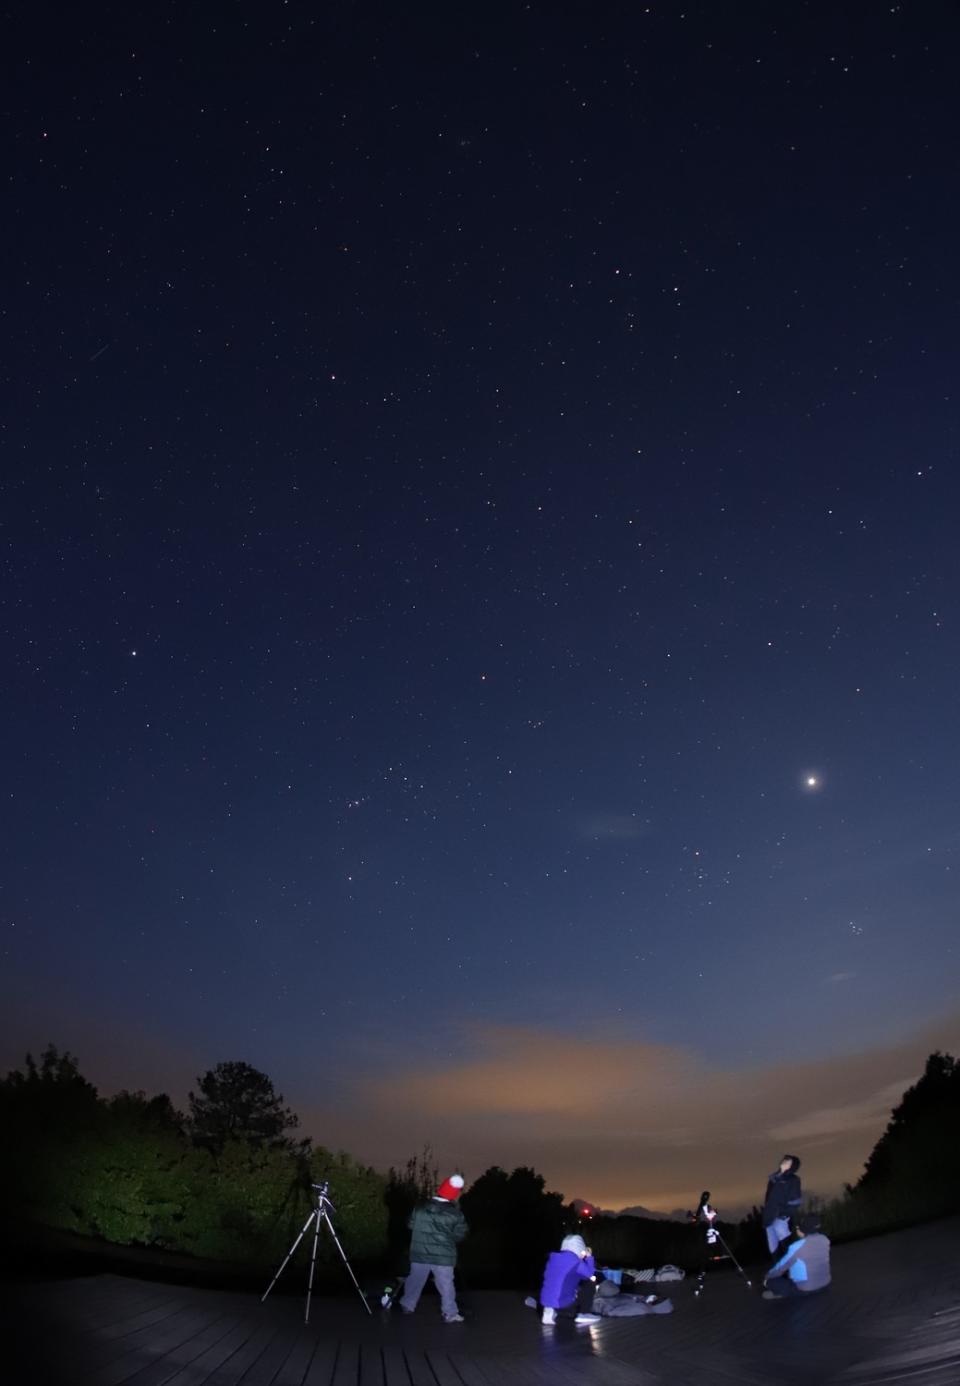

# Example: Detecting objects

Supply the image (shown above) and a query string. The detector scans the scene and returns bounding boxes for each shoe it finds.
[574,1312,601,1325]
[541,1307,556,1325]
[443,1313,465,1323]
[762,1290,776,1300]
[643,1294,662,1305]
[524,1297,538,1309]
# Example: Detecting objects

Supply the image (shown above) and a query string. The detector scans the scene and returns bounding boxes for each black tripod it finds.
[261,1180,372,1323]
[691,1192,752,1298]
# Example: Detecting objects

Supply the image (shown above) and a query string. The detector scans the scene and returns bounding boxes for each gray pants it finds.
[400,1262,459,1319]
[765,1218,790,1254]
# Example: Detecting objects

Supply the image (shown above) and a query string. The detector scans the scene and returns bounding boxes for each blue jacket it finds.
[767,1232,831,1292]
[540,1250,596,1309]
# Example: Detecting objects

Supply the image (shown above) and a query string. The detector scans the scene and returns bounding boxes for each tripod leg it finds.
[715,1232,753,1289]
[261,1210,317,1304]
[304,1209,324,1324]
[321,1209,372,1315]
[693,1234,708,1298]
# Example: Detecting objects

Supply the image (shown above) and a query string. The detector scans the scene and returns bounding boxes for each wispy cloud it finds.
[308,1012,960,1213]
[578,813,651,841]
[770,1080,908,1142]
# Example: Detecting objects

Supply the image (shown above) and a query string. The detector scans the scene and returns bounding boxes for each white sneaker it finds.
[443,1313,465,1323]
[574,1312,601,1325]
[541,1307,556,1325]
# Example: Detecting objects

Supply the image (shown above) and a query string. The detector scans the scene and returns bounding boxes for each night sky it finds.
[4,1,960,1215]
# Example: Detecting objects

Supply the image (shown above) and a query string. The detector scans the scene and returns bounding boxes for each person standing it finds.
[762,1155,803,1255]
[399,1173,468,1322]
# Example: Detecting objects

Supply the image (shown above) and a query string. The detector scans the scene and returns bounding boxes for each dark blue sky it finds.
[3,0,959,1210]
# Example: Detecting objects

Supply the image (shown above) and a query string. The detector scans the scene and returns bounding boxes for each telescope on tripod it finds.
[691,1191,752,1298]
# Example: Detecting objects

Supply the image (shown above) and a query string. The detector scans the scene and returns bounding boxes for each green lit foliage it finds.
[49,1091,191,1244]
[0,1046,387,1271]
[171,1139,312,1263]
[308,1148,389,1261]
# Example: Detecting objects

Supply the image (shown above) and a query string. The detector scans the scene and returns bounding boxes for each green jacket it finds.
[408,1198,468,1266]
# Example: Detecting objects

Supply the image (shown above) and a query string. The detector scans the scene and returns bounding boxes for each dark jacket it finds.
[408,1197,468,1266]
[762,1157,802,1227]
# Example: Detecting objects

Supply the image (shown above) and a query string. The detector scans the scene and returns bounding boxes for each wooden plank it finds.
[201,1321,281,1386]
[82,1308,234,1385]
[423,1352,464,1386]
[12,1216,960,1386]
[101,1313,245,1386]
[401,1349,439,1386]
[379,1344,411,1386]
[65,1283,188,1335]
[231,1327,301,1386]
[357,1342,385,1386]
[443,1354,491,1386]
[272,1329,321,1386]
[329,1342,361,1386]
[91,1299,200,1344]
[301,1338,340,1386]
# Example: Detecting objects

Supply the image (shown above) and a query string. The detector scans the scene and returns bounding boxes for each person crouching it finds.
[399,1174,468,1322]
[539,1235,601,1325]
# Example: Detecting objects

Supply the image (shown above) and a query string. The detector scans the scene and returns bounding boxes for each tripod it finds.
[261,1181,372,1323]
[691,1192,752,1298]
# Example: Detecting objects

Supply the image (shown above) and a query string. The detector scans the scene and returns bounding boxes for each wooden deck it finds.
[4,1217,960,1386]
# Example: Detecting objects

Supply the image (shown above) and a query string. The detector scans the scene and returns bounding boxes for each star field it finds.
[2,0,959,1209]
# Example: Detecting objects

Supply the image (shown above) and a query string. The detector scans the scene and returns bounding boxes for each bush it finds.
[0,1049,388,1275]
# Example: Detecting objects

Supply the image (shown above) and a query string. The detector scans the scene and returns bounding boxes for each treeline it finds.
[0,1048,580,1284]
[821,1049,960,1237]
[0,1048,386,1274]
[2,1045,958,1283]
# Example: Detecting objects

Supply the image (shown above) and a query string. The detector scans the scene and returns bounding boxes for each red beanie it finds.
[436,1174,465,1201]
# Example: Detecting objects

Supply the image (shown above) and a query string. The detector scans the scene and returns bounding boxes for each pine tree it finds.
[188,1060,299,1151]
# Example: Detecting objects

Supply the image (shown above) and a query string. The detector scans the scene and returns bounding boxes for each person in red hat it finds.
[399,1173,469,1322]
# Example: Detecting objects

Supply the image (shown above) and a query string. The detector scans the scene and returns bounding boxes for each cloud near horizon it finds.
[315,1013,960,1213]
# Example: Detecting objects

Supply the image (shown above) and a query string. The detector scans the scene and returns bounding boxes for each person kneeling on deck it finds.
[400,1173,468,1322]
[539,1235,601,1325]
[762,1213,831,1300]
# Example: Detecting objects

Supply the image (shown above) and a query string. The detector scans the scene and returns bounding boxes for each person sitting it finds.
[762,1212,831,1299]
[539,1234,601,1325]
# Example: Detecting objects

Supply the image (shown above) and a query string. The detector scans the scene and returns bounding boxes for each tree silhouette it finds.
[385,1145,439,1261]
[854,1049,960,1206]
[188,1060,299,1151]
[460,1165,565,1284]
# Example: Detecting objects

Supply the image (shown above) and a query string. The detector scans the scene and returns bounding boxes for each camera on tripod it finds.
[261,1177,371,1322]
